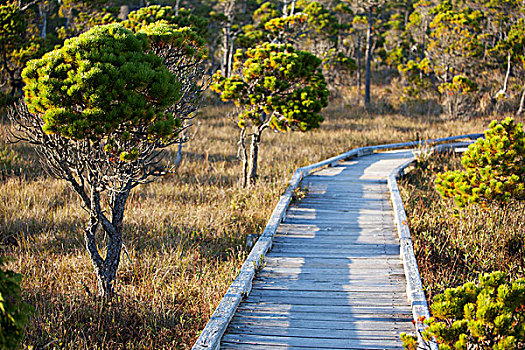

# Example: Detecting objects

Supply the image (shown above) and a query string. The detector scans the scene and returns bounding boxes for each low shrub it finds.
[402,272,525,349]
[0,259,32,349]
[436,117,525,207]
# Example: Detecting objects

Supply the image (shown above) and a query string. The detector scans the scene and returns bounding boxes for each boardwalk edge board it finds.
[387,142,474,350]
[192,133,483,350]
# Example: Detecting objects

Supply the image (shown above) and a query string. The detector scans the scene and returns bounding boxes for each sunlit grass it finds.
[0,95,495,349]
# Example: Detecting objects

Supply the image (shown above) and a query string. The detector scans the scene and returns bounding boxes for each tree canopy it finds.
[23,24,182,144]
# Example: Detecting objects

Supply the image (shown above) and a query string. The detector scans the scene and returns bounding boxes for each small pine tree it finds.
[13,23,206,297]
[438,75,478,119]
[211,42,328,187]
[435,117,525,207]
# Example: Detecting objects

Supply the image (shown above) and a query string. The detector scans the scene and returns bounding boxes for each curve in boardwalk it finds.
[221,150,416,349]
[193,134,482,350]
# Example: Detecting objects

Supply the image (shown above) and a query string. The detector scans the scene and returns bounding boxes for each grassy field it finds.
[399,148,525,302]
[0,95,495,349]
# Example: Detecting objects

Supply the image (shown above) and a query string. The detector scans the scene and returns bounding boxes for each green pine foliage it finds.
[139,23,207,61]
[438,75,478,95]
[412,272,525,349]
[436,117,525,207]
[0,3,26,49]
[0,259,32,350]
[21,23,183,144]
[212,42,328,132]
[0,2,42,96]
[397,58,432,101]
[123,5,208,39]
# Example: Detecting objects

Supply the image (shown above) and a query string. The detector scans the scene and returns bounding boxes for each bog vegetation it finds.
[400,120,525,349]
[0,0,524,348]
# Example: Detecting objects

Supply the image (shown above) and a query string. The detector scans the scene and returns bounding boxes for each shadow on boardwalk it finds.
[221,151,416,350]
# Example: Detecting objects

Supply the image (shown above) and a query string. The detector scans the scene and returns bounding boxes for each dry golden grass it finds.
[0,95,494,349]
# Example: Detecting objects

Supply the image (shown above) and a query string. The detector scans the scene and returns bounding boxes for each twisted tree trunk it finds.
[82,180,131,298]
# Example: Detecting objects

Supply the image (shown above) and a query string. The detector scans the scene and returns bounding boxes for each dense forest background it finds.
[2,0,525,117]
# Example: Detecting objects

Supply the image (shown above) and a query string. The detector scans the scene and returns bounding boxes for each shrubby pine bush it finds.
[402,272,525,349]
[436,117,525,207]
[397,58,432,101]
[0,259,32,349]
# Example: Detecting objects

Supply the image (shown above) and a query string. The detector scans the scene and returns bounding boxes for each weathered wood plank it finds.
[254,270,406,282]
[256,265,405,276]
[269,243,400,253]
[235,303,412,315]
[251,281,408,290]
[264,256,403,268]
[221,333,405,349]
[229,314,414,332]
[273,237,400,246]
[250,281,409,293]
[243,295,409,307]
[227,325,406,340]
[246,288,409,301]
[268,252,400,260]
[221,342,399,350]
[231,310,413,322]
[286,207,388,215]
[280,221,396,229]
[276,226,396,234]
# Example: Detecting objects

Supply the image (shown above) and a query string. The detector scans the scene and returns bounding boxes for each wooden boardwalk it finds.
[221,150,416,350]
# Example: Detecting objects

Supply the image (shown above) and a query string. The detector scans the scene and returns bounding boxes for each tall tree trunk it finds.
[221,1,235,77]
[248,130,261,186]
[40,9,47,39]
[290,0,296,15]
[118,5,130,20]
[419,37,425,80]
[518,85,525,115]
[221,25,230,76]
[502,52,511,94]
[239,128,248,188]
[228,34,235,77]
[364,7,373,109]
[209,36,219,73]
[357,36,362,96]
[175,0,180,16]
